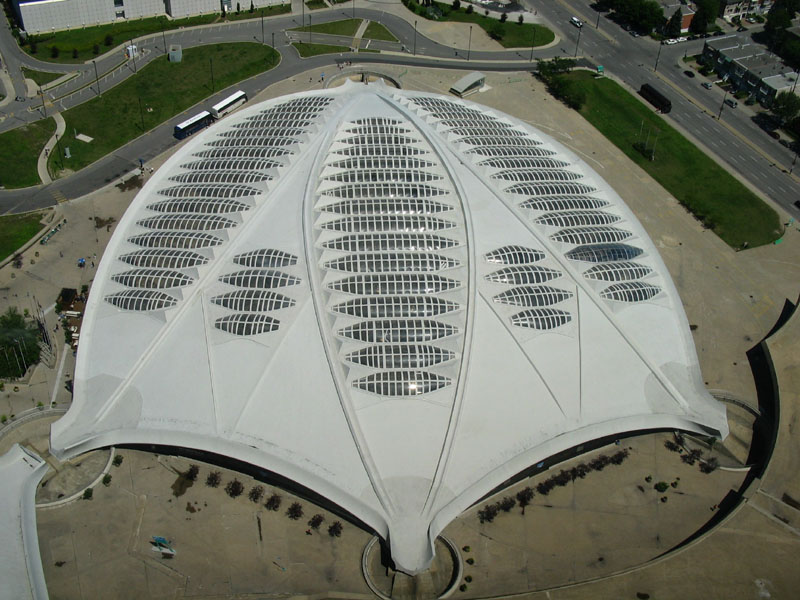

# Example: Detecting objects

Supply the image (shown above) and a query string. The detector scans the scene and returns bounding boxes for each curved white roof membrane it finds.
[51,81,728,574]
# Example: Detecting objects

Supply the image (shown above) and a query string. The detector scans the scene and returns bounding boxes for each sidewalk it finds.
[37,111,65,185]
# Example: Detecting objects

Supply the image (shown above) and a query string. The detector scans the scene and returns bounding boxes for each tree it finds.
[690,0,719,34]
[518,14,524,25]
[0,307,42,379]
[771,90,800,123]
[500,12,508,23]
[466,4,473,14]
[72,48,78,58]
[250,0,254,12]
[236,2,241,13]
[666,7,682,38]
[225,479,244,498]
[248,485,264,502]
[30,41,37,54]
[104,34,114,46]
[50,46,59,58]
[93,43,100,55]
[452,0,460,9]
[328,521,343,537]
[206,471,221,487]
[516,487,534,514]
[265,493,282,511]
[287,502,303,520]
[499,496,517,512]
[308,514,325,529]
[185,465,199,481]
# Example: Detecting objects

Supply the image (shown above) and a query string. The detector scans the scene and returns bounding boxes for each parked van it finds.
[724,98,738,108]
[570,17,583,28]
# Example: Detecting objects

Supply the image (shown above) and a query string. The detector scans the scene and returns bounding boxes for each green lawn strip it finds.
[0,213,46,261]
[223,4,291,21]
[565,71,781,248]
[48,43,277,178]
[292,42,351,57]
[291,18,361,36]
[22,14,220,64]
[20,67,63,87]
[402,0,553,48]
[0,118,56,189]
[363,22,398,42]
[305,0,328,10]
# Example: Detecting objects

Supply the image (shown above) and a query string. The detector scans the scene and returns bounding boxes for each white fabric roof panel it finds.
[51,81,728,575]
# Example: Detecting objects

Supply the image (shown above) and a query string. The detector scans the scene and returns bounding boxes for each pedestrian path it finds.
[37,111,65,185]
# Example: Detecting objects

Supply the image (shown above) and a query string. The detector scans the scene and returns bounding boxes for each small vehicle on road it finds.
[702,82,713,89]
[664,38,678,45]
[570,17,583,28]
[724,98,738,108]
[684,70,696,78]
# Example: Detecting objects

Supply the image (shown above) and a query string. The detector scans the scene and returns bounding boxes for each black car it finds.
[683,70,696,78]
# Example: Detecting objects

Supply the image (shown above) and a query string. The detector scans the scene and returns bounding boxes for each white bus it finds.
[210,90,248,119]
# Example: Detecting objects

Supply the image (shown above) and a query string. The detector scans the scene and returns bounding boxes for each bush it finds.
[699,457,719,473]
[654,481,669,493]
[460,584,467,592]
[518,14,524,24]
[83,487,93,500]
[466,4,473,14]
[50,46,59,58]
[93,43,100,55]
[287,502,303,520]
[206,471,221,487]
[184,465,199,481]
[0,415,6,424]
[265,493,282,511]
[516,487,533,513]
[102,474,112,486]
[308,514,325,529]
[466,557,475,565]
[328,521,343,537]
[104,34,114,46]
[500,12,507,23]
[225,479,244,498]
[499,496,516,512]
[72,48,78,59]
[112,454,123,467]
[465,575,473,582]
[452,0,460,9]
[248,485,264,502]
[478,503,499,523]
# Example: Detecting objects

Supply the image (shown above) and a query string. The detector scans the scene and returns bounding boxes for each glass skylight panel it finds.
[449,127,527,138]
[318,198,451,216]
[340,134,417,146]
[169,171,271,185]
[565,243,644,263]
[338,319,457,343]
[583,262,653,282]
[328,273,459,295]
[233,119,312,129]
[118,249,208,269]
[322,233,459,252]
[600,281,662,303]
[127,231,223,249]
[346,345,455,369]
[215,313,279,336]
[146,198,251,214]
[323,183,447,199]
[219,269,299,289]
[491,170,583,183]
[219,126,306,137]
[211,290,295,311]
[157,184,258,198]
[324,253,457,273]
[511,308,572,330]
[493,285,573,307]
[458,136,540,147]
[207,136,297,148]
[486,265,561,285]
[193,148,291,159]
[321,215,455,233]
[520,197,610,211]
[353,371,451,396]
[331,296,459,318]
[535,211,620,227]
[137,214,237,231]
[329,157,434,171]
[233,249,298,268]
[464,146,556,158]
[477,157,570,169]
[181,158,281,172]
[325,170,442,184]
[336,145,424,157]
[104,289,177,312]
[550,226,633,245]
[485,245,545,265]
[506,183,596,196]
[350,117,403,125]
[111,268,193,289]
[343,125,413,136]
[438,118,512,128]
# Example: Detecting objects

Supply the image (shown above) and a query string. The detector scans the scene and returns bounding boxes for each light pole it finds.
[413,20,417,56]
[138,96,145,131]
[309,15,312,43]
[130,38,137,73]
[353,0,355,20]
[161,25,167,55]
[272,31,275,66]
[93,59,100,95]
[467,25,472,61]
[209,58,215,92]
[529,26,537,61]
[261,11,264,44]
[39,86,46,117]
[574,26,582,57]
[54,132,64,170]
[654,42,663,72]
[596,12,600,29]
[718,89,729,120]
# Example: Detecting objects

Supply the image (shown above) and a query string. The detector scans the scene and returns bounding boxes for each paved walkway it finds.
[37,111,65,185]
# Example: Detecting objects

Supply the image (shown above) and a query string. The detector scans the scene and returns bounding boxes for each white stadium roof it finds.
[51,80,728,574]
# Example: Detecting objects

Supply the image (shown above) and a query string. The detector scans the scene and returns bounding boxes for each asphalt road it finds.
[527,0,800,218]
[1,4,798,218]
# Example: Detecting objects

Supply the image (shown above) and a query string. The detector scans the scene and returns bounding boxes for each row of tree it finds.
[595,0,718,36]
[764,0,800,68]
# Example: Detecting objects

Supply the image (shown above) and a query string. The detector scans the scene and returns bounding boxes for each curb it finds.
[36,447,116,509]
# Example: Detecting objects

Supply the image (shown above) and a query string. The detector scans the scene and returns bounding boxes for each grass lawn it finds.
[48,43,278,178]
[305,0,328,9]
[292,42,351,57]
[292,18,361,36]
[564,71,781,248]
[0,118,56,189]
[223,4,291,21]
[363,22,398,42]
[20,67,63,87]
[403,0,554,48]
[22,14,219,64]
[0,213,45,262]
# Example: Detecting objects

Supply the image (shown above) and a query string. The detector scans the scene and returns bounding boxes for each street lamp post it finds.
[93,59,100,96]
[574,26,582,57]
[272,31,275,66]
[130,38,137,73]
[54,132,64,170]
[261,11,265,44]
[654,42,662,72]
[529,26,537,61]
[413,20,417,56]
[138,96,145,131]
[596,12,600,29]
[353,0,355,20]
[210,58,215,92]
[467,26,472,61]
[161,25,167,55]
[39,87,46,117]
[718,90,729,120]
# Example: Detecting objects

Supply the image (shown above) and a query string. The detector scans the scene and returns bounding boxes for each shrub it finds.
[499,496,516,512]
[460,584,467,592]
[452,0,460,9]
[83,487,93,500]
[50,46,59,58]
[664,440,680,452]
[93,43,99,55]
[309,514,325,529]
[287,502,303,520]
[516,487,533,513]
[248,485,264,503]
[112,454,123,466]
[466,4,473,14]
[518,14,524,24]
[699,457,719,474]
[328,521,343,537]
[478,503,499,523]
[0,415,6,424]
[225,479,244,498]
[654,481,669,493]
[466,557,475,565]
[104,34,113,46]
[185,465,199,481]
[465,575,473,582]
[102,474,112,486]
[610,449,629,465]
[72,48,78,58]
[265,493,282,511]
[462,545,471,552]
[206,471,221,487]
[500,12,507,23]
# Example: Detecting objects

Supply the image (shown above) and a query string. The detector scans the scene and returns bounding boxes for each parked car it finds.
[724,98,738,108]
[737,26,747,32]
[767,130,780,139]
[702,82,713,89]
[664,38,678,45]
[629,30,640,37]
[570,17,583,28]
[684,70,696,78]
[677,36,687,43]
